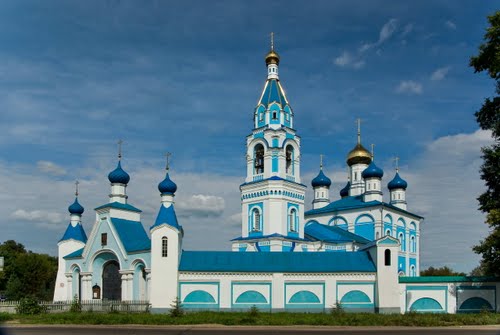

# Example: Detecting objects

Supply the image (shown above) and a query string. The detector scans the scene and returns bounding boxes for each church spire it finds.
[265,32,280,79]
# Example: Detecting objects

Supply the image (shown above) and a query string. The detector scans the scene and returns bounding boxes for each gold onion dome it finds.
[265,49,280,65]
[346,143,372,166]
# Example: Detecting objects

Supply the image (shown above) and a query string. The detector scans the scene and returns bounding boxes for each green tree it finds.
[420,266,466,277]
[470,11,500,277]
[0,240,57,300]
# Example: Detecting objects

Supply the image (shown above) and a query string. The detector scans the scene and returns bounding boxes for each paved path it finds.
[3,325,500,335]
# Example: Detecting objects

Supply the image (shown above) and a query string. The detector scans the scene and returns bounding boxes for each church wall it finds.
[400,281,500,313]
[178,271,376,312]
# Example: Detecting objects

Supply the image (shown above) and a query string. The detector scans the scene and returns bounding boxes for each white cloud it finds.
[401,23,414,37]
[360,18,399,53]
[176,194,225,218]
[37,160,67,176]
[11,209,64,225]
[396,80,423,94]
[379,18,399,43]
[445,20,457,30]
[334,51,352,67]
[407,129,493,272]
[334,51,365,69]
[430,66,451,81]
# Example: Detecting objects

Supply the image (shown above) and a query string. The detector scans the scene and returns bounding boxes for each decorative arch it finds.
[285,144,294,175]
[304,220,318,227]
[354,214,375,240]
[289,290,320,303]
[397,218,406,228]
[184,290,216,303]
[89,249,121,272]
[384,214,393,224]
[340,290,371,303]
[288,207,298,232]
[409,298,443,312]
[235,290,267,304]
[410,222,416,231]
[459,297,493,312]
[328,216,348,230]
[250,207,262,232]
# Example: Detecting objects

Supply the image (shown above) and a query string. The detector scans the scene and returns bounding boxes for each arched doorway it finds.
[102,260,121,300]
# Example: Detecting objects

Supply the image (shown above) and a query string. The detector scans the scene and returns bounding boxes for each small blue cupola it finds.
[158,172,177,195]
[108,161,130,184]
[60,181,87,243]
[388,172,408,190]
[311,169,332,188]
[68,197,84,215]
[362,161,384,179]
[340,181,350,198]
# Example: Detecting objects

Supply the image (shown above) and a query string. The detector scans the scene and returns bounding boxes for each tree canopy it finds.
[0,240,57,301]
[420,266,466,277]
[470,11,500,276]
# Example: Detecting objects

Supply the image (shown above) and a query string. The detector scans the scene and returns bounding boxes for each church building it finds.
[53,42,500,314]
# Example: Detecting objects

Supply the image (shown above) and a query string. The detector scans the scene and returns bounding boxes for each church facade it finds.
[53,45,500,314]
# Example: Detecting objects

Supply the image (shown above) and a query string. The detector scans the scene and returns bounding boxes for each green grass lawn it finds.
[1,311,500,327]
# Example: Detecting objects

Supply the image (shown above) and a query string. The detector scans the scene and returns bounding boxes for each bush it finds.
[330,301,345,315]
[16,297,47,315]
[69,295,81,313]
[169,297,184,317]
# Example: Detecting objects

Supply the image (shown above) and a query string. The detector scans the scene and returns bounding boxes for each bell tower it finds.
[234,36,306,252]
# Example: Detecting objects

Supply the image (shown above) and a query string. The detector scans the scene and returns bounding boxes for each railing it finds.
[0,300,150,314]
[253,174,264,181]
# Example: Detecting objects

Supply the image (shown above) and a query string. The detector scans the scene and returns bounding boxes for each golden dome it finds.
[346,143,372,166]
[265,49,280,65]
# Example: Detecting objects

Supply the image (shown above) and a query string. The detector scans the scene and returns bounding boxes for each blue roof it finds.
[388,172,408,190]
[158,172,177,195]
[305,195,423,219]
[179,251,376,273]
[110,218,150,252]
[63,247,84,259]
[339,181,350,197]
[94,202,142,213]
[150,203,181,231]
[259,79,289,108]
[305,196,380,215]
[68,197,84,215]
[304,221,370,244]
[59,223,87,243]
[108,161,130,184]
[311,169,332,188]
[231,233,308,242]
[362,161,384,179]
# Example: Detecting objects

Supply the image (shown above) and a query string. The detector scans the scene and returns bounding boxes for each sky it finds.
[0,0,497,273]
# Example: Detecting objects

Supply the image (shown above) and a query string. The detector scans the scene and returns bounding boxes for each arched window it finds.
[252,208,261,231]
[162,237,168,257]
[398,232,404,251]
[254,144,265,174]
[385,229,391,236]
[286,145,294,174]
[289,208,297,232]
[384,249,391,266]
[272,111,277,119]
[410,235,416,253]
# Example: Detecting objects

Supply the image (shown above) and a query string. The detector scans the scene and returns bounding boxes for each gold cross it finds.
[270,32,275,50]
[75,180,79,197]
[356,118,362,144]
[320,154,324,169]
[371,144,375,159]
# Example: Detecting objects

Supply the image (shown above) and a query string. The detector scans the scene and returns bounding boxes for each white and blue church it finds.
[53,43,500,314]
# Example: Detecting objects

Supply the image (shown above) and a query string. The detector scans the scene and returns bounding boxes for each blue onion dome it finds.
[158,172,177,195]
[108,161,130,184]
[340,181,350,198]
[68,197,84,215]
[362,161,384,179]
[388,172,408,190]
[311,169,332,188]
